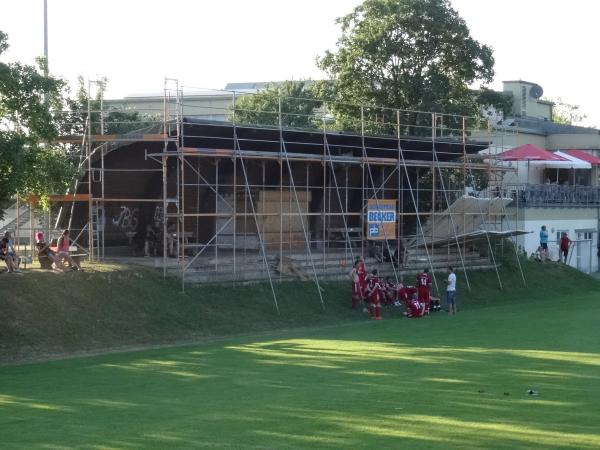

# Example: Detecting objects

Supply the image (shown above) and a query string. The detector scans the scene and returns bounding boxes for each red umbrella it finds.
[497,144,567,161]
[564,149,600,166]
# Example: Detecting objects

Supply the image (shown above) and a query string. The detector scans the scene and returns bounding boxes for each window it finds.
[521,86,527,116]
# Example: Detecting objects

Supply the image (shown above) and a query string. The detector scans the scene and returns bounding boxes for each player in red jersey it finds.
[356,256,367,303]
[349,260,362,309]
[383,277,396,306]
[365,269,382,320]
[396,284,425,318]
[416,268,432,314]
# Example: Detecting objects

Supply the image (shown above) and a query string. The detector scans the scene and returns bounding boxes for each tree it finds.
[316,0,500,134]
[547,97,587,125]
[0,30,75,218]
[230,80,323,129]
[59,76,158,138]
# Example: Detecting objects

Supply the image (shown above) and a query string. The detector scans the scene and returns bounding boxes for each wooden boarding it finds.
[182,147,234,157]
[274,256,309,280]
[48,194,91,202]
[259,190,311,202]
[54,134,167,144]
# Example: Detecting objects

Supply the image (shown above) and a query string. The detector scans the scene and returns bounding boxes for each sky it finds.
[1,0,599,126]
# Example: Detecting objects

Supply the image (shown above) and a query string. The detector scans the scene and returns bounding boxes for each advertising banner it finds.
[366,199,396,240]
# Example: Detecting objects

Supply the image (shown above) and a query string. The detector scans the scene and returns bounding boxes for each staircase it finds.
[0,203,30,237]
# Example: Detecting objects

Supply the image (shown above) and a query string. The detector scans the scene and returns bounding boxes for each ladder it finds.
[91,203,103,260]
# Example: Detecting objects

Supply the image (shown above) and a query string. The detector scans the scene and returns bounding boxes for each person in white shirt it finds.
[446,266,457,315]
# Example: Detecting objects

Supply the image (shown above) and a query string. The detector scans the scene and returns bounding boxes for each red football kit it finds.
[366,275,382,320]
[416,272,432,309]
[350,268,361,309]
[356,262,367,298]
[397,285,425,318]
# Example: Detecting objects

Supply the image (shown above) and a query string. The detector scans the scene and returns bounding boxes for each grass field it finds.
[1,261,600,449]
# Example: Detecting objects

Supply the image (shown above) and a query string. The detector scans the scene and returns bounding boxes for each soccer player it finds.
[383,277,396,305]
[349,260,362,309]
[398,286,425,318]
[416,268,432,313]
[365,269,382,320]
[356,256,367,301]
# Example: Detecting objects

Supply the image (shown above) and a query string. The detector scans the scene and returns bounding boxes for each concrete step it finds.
[181,262,500,285]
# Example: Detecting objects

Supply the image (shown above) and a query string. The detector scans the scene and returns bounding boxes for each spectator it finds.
[144,224,158,257]
[3,232,21,272]
[393,239,408,268]
[446,266,457,315]
[167,222,177,257]
[559,232,572,264]
[539,225,549,262]
[35,232,65,271]
[368,241,383,263]
[56,229,83,271]
[0,236,16,273]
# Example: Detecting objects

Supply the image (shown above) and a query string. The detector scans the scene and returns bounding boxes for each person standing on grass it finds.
[416,268,432,314]
[539,225,549,262]
[366,269,382,320]
[350,259,362,309]
[446,266,457,315]
[559,232,572,264]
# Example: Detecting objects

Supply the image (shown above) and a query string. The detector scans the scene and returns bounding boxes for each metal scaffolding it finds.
[38,79,528,305]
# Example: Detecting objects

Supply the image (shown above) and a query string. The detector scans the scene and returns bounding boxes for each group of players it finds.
[350,257,441,320]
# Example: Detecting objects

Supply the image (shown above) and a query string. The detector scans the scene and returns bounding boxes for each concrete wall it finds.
[104,94,236,122]
[503,81,552,120]
[546,133,600,150]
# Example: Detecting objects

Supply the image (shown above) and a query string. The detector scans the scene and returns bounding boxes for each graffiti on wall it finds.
[112,206,139,231]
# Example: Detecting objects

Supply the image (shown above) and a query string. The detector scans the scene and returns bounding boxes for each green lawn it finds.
[1,274,600,449]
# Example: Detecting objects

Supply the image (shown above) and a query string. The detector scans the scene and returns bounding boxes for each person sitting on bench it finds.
[56,229,83,271]
[0,236,17,273]
[3,232,21,272]
[35,232,65,271]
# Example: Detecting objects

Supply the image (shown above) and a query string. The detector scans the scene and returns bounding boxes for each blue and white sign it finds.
[366,199,397,240]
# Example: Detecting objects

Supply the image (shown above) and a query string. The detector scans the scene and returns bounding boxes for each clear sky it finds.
[1,0,599,126]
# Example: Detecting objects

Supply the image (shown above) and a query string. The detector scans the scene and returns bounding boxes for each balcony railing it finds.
[505,183,600,207]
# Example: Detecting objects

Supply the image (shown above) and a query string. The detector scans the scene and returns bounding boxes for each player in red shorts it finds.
[349,260,362,309]
[356,256,367,299]
[416,268,432,314]
[396,283,425,318]
[365,269,382,320]
[382,277,396,306]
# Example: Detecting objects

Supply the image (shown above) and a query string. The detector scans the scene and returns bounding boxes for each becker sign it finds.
[366,199,396,240]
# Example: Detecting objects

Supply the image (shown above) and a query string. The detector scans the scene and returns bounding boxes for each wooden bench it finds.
[38,245,86,270]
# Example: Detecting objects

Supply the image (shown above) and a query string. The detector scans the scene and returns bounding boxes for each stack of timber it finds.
[256,190,311,250]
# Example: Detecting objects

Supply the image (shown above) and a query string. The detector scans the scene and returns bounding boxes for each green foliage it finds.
[546,97,587,125]
[60,76,157,137]
[316,0,498,133]
[477,87,513,117]
[230,80,323,129]
[0,30,75,217]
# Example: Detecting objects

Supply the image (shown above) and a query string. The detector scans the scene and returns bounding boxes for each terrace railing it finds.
[504,183,600,207]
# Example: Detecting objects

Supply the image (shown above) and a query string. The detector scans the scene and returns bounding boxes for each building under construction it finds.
[46,81,526,306]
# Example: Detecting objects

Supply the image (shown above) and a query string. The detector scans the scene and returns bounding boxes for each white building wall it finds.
[518,209,598,273]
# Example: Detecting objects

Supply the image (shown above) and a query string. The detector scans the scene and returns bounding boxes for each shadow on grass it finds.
[1,323,600,449]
